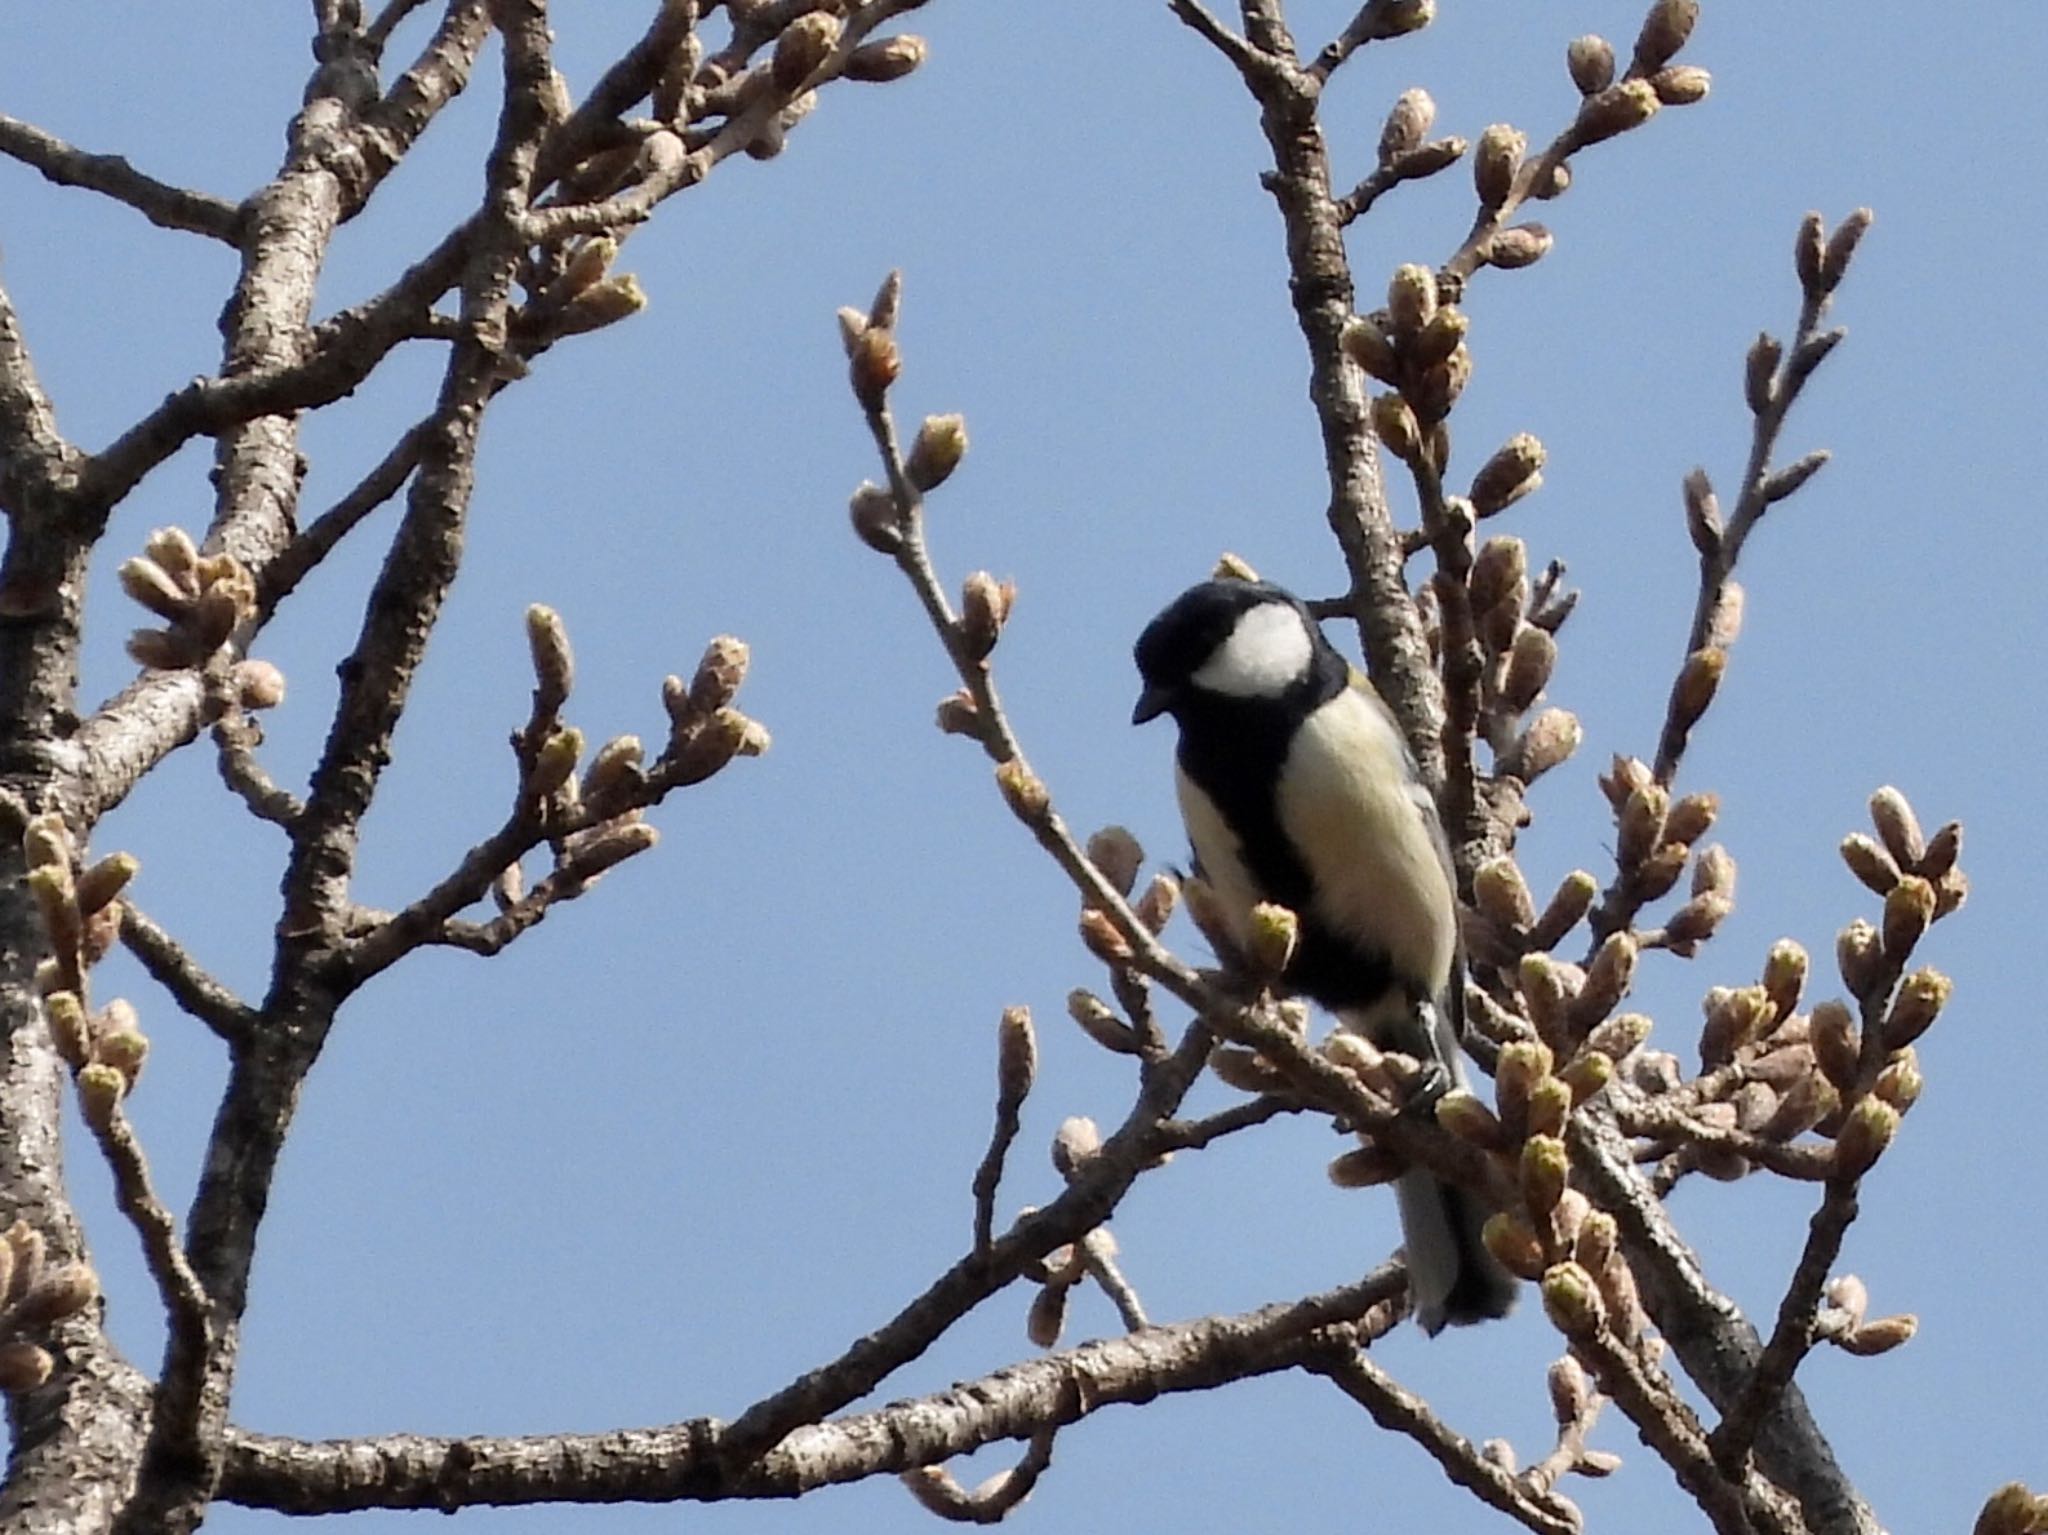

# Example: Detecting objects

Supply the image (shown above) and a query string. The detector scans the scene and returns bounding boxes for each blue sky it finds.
[1,3,2041,1531]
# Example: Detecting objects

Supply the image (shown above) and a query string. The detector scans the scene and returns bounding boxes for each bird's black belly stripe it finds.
[1175,690,1403,1013]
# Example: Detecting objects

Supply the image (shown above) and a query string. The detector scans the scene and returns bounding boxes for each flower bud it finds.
[1328,1144,1405,1188]
[1473,856,1535,931]
[1520,1135,1568,1216]
[1437,1090,1509,1151]
[1881,875,1935,963]
[234,659,287,710]
[771,10,840,92]
[1342,315,1400,384]
[995,759,1049,823]
[957,572,1015,662]
[1370,391,1421,462]
[1085,826,1144,899]
[0,1342,51,1393]
[1664,790,1718,848]
[1575,932,1637,1025]
[557,274,648,335]
[1473,124,1525,211]
[1470,433,1545,516]
[1872,1050,1921,1114]
[1821,208,1875,294]
[1482,1214,1549,1282]
[1684,467,1721,554]
[1026,1282,1067,1348]
[1246,902,1300,979]
[1385,263,1437,337]
[1540,1261,1605,1339]
[1672,646,1725,732]
[934,689,980,737]
[1528,870,1598,951]
[997,1006,1037,1104]
[1051,1115,1100,1179]
[77,1063,125,1130]
[1586,1011,1650,1062]
[1067,990,1139,1054]
[1379,88,1436,167]
[1838,1313,1916,1357]
[844,34,927,83]
[1630,0,1697,75]
[1837,918,1886,998]
[1526,1074,1573,1140]
[1920,820,1961,881]
[10,1263,97,1328]
[1810,1000,1861,1092]
[1833,1097,1898,1179]
[848,326,901,409]
[1503,708,1581,783]
[528,727,584,800]
[558,236,617,302]
[848,481,902,553]
[1760,938,1808,1023]
[1486,224,1553,270]
[1650,65,1710,105]
[1566,34,1614,95]
[1763,449,1831,503]
[1133,872,1180,933]
[1885,967,1951,1049]
[119,557,193,622]
[1617,784,1668,870]
[1577,79,1660,144]
[905,413,969,492]
[1557,1049,1613,1106]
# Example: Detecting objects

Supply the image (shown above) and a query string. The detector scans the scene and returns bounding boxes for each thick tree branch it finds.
[0,280,77,512]
[220,1266,1406,1513]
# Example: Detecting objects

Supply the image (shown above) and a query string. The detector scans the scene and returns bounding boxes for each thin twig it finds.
[118,905,256,1043]
[902,1424,1058,1523]
[83,1103,213,1364]
[212,710,305,828]
[970,1050,1030,1257]
[1080,1230,1148,1332]
[1154,1094,1302,1151]
[1311,1344,1581,1535]
[0,113,242,242]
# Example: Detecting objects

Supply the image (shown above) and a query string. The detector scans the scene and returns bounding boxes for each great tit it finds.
[1132,578,1516,1333]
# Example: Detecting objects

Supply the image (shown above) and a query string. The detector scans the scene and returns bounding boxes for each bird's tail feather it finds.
[1396,1168,1518,1336]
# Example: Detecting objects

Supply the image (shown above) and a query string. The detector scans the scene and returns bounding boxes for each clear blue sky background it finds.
[1,4,2041,1531]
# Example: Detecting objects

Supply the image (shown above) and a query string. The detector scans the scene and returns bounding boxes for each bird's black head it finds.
[1132,579,1341,725]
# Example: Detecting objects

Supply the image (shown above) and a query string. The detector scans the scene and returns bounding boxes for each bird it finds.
[1132,577,1516,1333]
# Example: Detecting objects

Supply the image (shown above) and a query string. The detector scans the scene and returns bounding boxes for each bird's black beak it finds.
[1131,683,1173,725]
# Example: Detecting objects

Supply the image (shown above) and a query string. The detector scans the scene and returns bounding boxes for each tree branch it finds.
[220,1265,1405,1513]
[0,113,242,242]
[1312,1345,1582,1535]
[117,905,256,1044]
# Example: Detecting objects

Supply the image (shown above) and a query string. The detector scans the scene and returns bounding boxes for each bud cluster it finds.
[1343,264,1470,474]
[0,1222,99,1393]
[122,528,258,672]
[23,814,134,999]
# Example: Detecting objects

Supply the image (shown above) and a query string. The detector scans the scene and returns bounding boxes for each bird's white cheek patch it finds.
[1192,602,1313,698]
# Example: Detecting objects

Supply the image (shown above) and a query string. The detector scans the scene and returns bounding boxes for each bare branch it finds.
[117,905,256,1043]
[1312,1346,1582,1535]
[0,113,242,242]
[0,279,77,509]
[220,1265,1406,1513]
[1652,214,1865,785]
[80,1099,213,1365]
